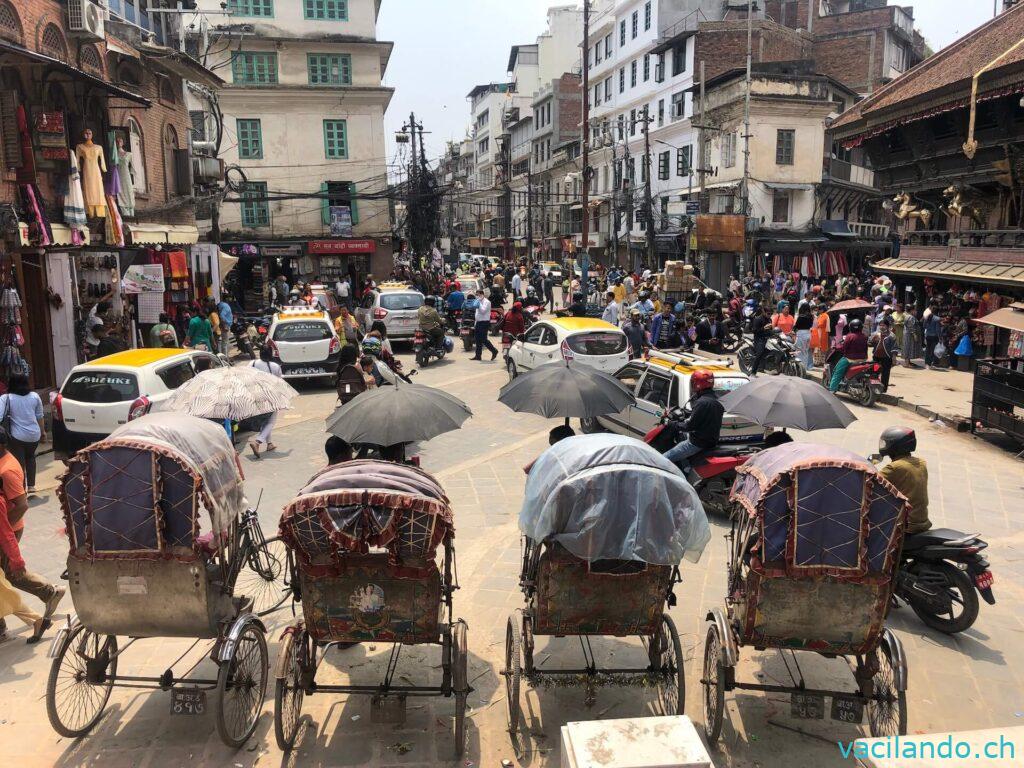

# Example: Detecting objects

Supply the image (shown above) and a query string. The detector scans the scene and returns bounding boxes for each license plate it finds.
[831,695,864,724]
[171,688,206,715]
[292,366,327,375]
[397,318,414,325]
[791,692,825,719]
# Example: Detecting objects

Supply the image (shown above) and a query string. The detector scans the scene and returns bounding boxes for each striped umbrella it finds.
[162,365,299,421]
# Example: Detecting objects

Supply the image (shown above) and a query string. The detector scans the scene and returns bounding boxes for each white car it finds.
[53,348,226,459]
[267,308,342,381]
[355,287,425,340]
[585,350,767,444]
[505,317,629,380]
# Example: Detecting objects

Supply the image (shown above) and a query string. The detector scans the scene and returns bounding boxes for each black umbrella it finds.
[717,375,856,432]
[498,361,636,423]
[325,381,472,445]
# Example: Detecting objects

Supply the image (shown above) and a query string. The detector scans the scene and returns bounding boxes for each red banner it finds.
[307,239,376,255]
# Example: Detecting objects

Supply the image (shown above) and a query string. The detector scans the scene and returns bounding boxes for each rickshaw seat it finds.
[67,554,237,640]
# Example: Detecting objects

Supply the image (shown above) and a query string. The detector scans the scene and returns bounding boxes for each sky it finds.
[377,0,999,172]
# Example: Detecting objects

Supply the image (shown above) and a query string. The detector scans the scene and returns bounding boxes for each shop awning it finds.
[755,230,828,253]
[218,250,239,280]
[127,224,200,246]
[820,220,858,238]
[976,307,1024,332]
[872,257,1024,289]
[0,40,150,106]
[16,222,89,247]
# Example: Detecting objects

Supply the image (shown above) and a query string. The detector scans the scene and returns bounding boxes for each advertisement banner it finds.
[329,206,353,237]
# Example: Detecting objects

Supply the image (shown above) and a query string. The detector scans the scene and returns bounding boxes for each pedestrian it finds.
[772,304,796,335]
[148,312,178,348]
[216,297,234,356]
[185,304,214,351]
[890,303,906,348]
[0,375,44,493]
[748,305,773,376]
[809,304,830,368]
[621,310,648,358]
[248,346,282,459]
[542,271,556,313]
[335,275,352,311]
[471,290,498,360]
[870,320,898,392]
[207,301,223,354]
[334,305,361,347]
[923,302,943,369]
[650,305,678,350]
[792,304,813,369]
[0,426,63,642]
[601,291,620,326]
[511,270,522,299]
[902,306,922,367]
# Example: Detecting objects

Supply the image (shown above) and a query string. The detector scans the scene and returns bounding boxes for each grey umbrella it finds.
[325,381,472,445]
[498,361,636,421]
[717,375,856,432]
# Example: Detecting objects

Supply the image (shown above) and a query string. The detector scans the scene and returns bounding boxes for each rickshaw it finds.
[702,443,911,744]
[274,460,470,755]
[504,434,711,736]
[45,413,275,747]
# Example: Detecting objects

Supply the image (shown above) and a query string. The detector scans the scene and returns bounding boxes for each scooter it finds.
[821,348,883,407]
[459,310,476,352]
[231,320,256,359]
[413,330,452,367]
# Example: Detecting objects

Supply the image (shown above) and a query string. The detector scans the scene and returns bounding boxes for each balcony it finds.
[826,159,875,189]
[904,230,1024,251]
[890,6,914,41]
[849,222,889,239]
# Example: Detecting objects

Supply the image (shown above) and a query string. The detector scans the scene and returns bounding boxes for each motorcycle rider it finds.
[877,426,932,535]
[632,290,656,319]
[662,369,724,473]
[829,317,869,392]
[417,296,446,350]
[498,301,527,351]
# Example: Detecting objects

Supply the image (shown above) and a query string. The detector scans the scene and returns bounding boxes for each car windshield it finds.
[62,371,140,403]
[274,322,332,342]
[566,332,627,356]
[380,293,423,311]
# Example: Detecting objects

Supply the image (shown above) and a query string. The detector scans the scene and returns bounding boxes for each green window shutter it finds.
[232,52,277,85]
[236,119,262,159]
[323,119,348,159]
[321,182,330,226]
[242,182,269,228]
[304,0,348,20]
[227,0,274,17]
[308,54,351,85]
[349,182,358,224]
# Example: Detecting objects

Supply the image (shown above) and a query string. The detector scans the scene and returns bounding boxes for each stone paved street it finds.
[3,341,1024,768]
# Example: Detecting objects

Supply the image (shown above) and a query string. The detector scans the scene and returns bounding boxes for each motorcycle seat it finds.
[903,528,976,550]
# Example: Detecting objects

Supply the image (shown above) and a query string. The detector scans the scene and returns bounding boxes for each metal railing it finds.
[827,159,875,188]
[904,230,1024,249]
[849,222,889,238]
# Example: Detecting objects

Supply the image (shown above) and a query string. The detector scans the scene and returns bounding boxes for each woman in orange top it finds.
[772,305,796,334]
[810,304,831,367]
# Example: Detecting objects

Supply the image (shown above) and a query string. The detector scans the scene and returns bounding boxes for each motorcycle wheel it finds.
[858,384,876,408]
[721,332,743,353]
[462,335,474,352]
[909,562,979,634]
[416,350,428,368]
[737,348,753,375]
[579,416,606,434]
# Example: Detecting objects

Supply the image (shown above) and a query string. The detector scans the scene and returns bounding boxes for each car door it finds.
[529,325,560,369]
[629,370,675,438]
[517,324,548,370]
[597,363,645,434]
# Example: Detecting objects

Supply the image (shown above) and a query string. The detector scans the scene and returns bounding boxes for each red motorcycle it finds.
[821,349,884,407]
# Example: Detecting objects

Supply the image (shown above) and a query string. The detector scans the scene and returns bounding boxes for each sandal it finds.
[27,617,51,645]
[249,440,262,459]
[266,443,277,453]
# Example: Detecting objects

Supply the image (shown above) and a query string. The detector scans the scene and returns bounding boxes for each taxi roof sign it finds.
[275,307,329,321]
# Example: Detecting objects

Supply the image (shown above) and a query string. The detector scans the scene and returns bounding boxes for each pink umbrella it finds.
[828,299,873,314]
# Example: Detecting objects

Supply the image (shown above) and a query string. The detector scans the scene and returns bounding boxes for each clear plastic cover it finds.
[519,434,711,565]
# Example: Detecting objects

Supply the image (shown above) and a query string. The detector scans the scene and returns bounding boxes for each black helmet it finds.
[879,426,916,458]
[573,292,584,302]
[639,290,651,301]
[425,295,436,307]
[848,318,864,332]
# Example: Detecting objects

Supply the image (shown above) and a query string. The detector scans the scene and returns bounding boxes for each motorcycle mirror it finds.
[408,369,418,377]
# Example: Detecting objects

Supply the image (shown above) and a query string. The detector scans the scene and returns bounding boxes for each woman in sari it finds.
[810,304,831,368]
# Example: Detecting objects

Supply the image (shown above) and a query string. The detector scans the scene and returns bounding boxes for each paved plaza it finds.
[3,343,1024,768]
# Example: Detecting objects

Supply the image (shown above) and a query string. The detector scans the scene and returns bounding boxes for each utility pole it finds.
[580,0,591,289]
[741,0,753,222]
[643,105,655,269]
[698,60,706,206]
[611,140,620,267]
[526,167,534,264]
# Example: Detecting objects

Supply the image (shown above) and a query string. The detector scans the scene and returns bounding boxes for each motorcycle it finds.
[737,330,805,377]
[488,308,502,336]
[459,309,476,352]
[413,330,451,367]
[721,317,745,353]
[231,320,257,359]
[821,348,883,407]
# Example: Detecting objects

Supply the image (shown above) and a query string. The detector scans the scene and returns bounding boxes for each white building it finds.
[193,0,395,288]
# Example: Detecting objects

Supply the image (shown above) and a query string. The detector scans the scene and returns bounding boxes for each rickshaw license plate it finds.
[831,696,864,724]
[791,693,825,719]
[171,688,207,715]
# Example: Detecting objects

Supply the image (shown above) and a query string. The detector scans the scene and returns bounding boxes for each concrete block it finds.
[560,715,713,768]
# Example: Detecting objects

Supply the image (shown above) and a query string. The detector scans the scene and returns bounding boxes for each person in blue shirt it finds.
[216,299,234,356]
[446,287,466,313]
[632,290,656,319]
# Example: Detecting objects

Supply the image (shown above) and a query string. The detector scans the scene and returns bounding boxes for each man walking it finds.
[542,271,556,313]
[335,275,352,311]
[471,289,498,361]
[748,305,773,376]
[216,297,233,356]
[601,291,620,326]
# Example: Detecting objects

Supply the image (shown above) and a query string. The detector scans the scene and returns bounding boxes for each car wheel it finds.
[579,417,606,434]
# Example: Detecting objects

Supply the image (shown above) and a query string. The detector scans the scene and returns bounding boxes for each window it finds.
[236,118,263,159]
[619,67,625,93]
[323,119,348,158]
[158,78,176,103]
[304,0,347,20]
[62,372,139,402]
[655,53,665,82]
[40,23,68,62]
[643,55,650,82]
[637,373,671,408]
[273,321,333,342]
[228,0,273,17]
[604,78,612,100]
[0,0,25,45]
[672,40,687,76]
[776,129,795,165]
[231,51,278,85]
[722,132,737,168]
[78,44,104,78]
[614,365,644,394]
[617,116,624,140]
[379,293,423,311]
[657,99,664,126]
[677,145,692,176]
[630,108,636,135]
[157,361,196,390]
[620,19,626,46]
[308,53,351,85]
[658,150,670,180]
[127,118,147,193]
[241,181,269,227]
[772,190,790,223]
[478,138,489,155]
[644,1,652,30]
[593,83,601,106]
[605,34,612,57]
[627,157,636,184]
[671,91,685,120]
[630,60,637,87]
[567,332,627,356]
[631,10,638,38]
[595,42,602,64]
[163,124,180,199]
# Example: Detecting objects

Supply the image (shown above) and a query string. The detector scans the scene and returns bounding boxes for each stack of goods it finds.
[659,261,698,294]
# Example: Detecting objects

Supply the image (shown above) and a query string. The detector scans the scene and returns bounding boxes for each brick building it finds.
[0,0,220,389]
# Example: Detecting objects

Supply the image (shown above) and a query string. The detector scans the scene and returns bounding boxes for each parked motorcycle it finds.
[231,320,256,359]
[413,330,452,367]
[721,318,745,353]
[821,348,883,407]
[737,330,804,377]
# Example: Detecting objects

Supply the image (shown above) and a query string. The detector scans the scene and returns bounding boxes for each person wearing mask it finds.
[829,317,869,392]
[471,290,498,361]
[650,304,678,350]
[622,310,649,359]
[149,312,178,348]
[662,370,724,472]
[877,427,931,534]
[696,313,728,354]
[248,346,283,458]
[334,306,361,347]
[922,303,944,369]
[0,375,44,494]
[185,304,214,351]
[793,304,814,370]
[417,296,446,349]
[216,298,234,356]
[870,319,899,393]
[601,291,620,326]
[748,305,773,376]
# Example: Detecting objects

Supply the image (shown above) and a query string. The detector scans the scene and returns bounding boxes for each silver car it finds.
[356,289,425,340]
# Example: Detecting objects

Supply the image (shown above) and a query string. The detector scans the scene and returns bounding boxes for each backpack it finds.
[336,364,367,405]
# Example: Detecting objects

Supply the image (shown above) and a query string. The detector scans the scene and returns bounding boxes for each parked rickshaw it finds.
[703,443,911,744]
[46,413,276,747]
[274,460,470,755]
[505,434,711,736]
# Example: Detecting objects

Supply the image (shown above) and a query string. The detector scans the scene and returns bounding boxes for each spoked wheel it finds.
[274,628,307,751]
[867,643,907,737]
[451,620,469,758]
[702,624,726,745]
[506,359,518,382]
[521,611,535,675]
[651,614,684,716]
[504,613,522,737]
[215,622,269,748]
[46,625,118,737]
[237,535,290,616]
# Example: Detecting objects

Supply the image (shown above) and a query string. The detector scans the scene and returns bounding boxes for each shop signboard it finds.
[329,206,353,237]
[307,239,376,255]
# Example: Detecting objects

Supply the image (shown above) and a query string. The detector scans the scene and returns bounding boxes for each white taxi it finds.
[505,317,629,380]
[267,308,341,381]
[585,350,767,444]
[53,348,226,459]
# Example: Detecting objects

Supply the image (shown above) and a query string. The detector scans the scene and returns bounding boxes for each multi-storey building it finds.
[193,0,395,293]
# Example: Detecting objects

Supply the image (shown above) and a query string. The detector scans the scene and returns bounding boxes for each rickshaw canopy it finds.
[59,412,247,558]
[519,434,711,566]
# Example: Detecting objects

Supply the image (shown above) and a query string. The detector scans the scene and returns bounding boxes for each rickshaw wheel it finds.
[521,611,535,675]
[504,614,522,737]
[702,624,726,745]
[452,620,469,757]
[274,629,306,751]
[215,623,269,748]
[653,615,685,716]
[46,625,118,737]
[867,643,907,738]
[237,535,291,616]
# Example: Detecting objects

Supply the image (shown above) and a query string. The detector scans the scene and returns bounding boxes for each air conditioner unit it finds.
[67,0,105,41]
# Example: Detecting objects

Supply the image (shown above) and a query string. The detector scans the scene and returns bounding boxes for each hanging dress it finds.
[116,150,137,217]
[75,142,107,218]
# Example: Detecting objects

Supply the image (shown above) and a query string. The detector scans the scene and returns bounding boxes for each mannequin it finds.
[115,134,136,217]
[75,128,107,218]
